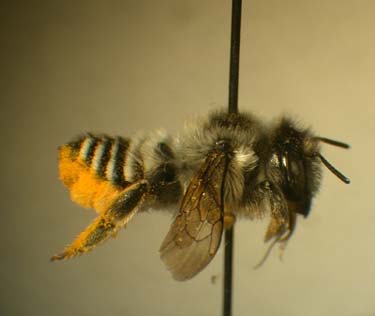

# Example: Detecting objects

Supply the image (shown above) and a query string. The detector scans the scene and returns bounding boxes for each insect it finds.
[51,110,350,280]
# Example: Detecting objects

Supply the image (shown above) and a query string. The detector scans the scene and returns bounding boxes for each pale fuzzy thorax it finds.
[175,110,262,208]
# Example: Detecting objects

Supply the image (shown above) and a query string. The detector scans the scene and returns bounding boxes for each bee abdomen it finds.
[62,134,131,188]
[105,136,130,187]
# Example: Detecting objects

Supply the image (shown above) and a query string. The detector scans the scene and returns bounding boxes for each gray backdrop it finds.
[1,1,373,315]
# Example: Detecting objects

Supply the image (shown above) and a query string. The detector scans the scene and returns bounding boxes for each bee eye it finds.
[276,146,312,216]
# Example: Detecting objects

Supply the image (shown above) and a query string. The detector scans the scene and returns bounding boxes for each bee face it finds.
[267,119,322,217]
[52,110,350,280]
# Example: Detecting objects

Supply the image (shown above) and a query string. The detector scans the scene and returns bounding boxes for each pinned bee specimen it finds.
[52,110,350,280]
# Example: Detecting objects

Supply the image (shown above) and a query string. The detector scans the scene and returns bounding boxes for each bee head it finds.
[269,118,350,217]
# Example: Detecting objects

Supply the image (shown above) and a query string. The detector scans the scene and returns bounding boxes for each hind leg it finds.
[51,180,148,260]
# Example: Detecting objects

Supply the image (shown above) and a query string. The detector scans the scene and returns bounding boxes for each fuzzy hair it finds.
[124,130,183,213]
[175,110,263,207]
[124,130,175,181]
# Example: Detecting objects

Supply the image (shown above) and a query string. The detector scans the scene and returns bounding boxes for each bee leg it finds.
[262,183,289,242]
[278,210,297,259]
[254,182,291,269]
[253,211,296,269]
[261,188,300,264]
[51,180,148,261]
[244,180,289,240]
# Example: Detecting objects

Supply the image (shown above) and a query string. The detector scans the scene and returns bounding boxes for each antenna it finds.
[313,136,351,184]
[317,153,350,184]
[314,137,350,149]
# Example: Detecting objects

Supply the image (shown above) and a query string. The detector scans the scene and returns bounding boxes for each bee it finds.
[51,110,350,281]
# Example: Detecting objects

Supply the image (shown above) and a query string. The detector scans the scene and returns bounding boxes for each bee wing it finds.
[160,151,228,281]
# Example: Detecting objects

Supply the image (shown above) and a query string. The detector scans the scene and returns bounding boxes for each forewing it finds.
[160,151,227,281]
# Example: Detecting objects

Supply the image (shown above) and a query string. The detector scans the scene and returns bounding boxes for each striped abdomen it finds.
[59,134,134,213]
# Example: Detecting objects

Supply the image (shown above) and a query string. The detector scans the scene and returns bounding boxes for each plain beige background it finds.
[1,1,373,315]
